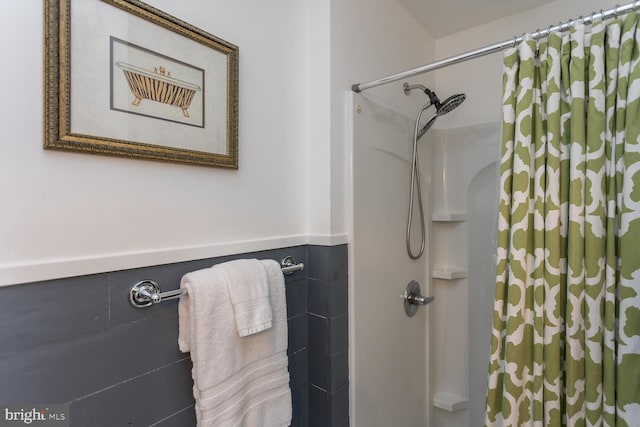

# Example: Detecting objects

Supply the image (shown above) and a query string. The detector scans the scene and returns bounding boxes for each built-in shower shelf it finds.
[431,212,467,222]
[433,392,469,412]
[432,268,468,280]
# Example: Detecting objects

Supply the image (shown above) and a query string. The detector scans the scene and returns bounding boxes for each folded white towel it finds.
[220,259,273,337]
[178,259,292,427]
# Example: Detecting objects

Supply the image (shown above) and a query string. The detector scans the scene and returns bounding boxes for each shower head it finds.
[436,93,466,116]
[424,89,466,116]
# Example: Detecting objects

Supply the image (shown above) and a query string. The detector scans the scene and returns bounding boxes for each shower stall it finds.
[350,92,500,426]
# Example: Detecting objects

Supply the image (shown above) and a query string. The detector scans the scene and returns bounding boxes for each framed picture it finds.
[44,0,239,168]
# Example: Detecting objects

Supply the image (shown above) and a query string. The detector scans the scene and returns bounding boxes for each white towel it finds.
[221,259,273,337]
[178,259,292,427]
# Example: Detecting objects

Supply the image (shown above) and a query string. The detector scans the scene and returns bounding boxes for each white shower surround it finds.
[349,2,627,426]
[350,93,430,426]
[429,122,499,426]
[350,91,500,426]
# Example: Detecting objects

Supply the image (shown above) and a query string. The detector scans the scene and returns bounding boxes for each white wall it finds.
[0,0,435,286]
[434,0,620,129]
[305,0,333,242]
[330,0,437,239]
[304,0,439,245]
[0,0,310,285]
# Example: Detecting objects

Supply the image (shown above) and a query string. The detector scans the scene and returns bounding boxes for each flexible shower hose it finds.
[406,105,431,259]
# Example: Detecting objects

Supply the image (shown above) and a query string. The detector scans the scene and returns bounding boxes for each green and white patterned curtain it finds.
[485,13,640,427]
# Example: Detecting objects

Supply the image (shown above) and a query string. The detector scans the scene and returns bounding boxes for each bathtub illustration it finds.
[116,62,202,117]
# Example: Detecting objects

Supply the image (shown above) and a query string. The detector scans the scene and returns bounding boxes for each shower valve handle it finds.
[407,294,434,306]
[401,280,434,317]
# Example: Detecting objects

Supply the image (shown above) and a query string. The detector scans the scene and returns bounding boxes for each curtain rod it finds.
[351,1,639,93]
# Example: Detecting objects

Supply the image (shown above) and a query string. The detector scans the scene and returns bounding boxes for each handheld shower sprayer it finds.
[402,82,466,259]
[423,88,441,109]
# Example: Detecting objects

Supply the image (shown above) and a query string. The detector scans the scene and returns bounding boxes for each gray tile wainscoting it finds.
[306,245,349,427]
[0,244,348,427]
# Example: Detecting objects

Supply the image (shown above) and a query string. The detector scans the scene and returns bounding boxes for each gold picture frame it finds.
[44,0,239,168]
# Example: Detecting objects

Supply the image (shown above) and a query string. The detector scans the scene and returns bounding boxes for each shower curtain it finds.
[485,13,640,427]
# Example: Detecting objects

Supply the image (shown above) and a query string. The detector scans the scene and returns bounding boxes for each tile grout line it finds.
[68,356,191,404]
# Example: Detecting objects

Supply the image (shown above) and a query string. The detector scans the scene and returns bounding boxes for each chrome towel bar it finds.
[129,256,304,308]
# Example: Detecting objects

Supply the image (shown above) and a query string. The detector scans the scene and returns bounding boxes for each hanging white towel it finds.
[221,259,273,337]
[178,259,292,427]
